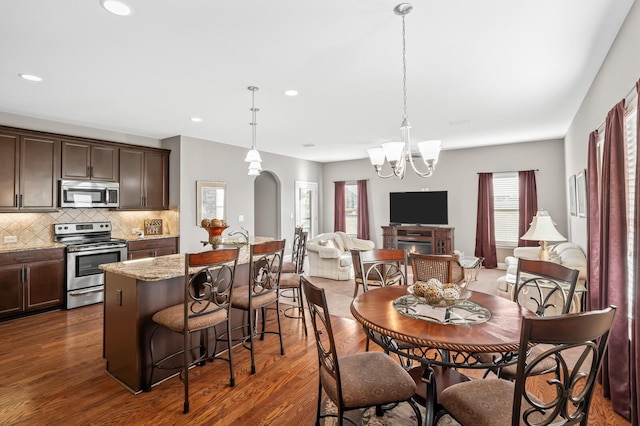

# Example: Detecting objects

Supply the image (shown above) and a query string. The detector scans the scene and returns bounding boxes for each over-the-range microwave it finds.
[59,180,120,208]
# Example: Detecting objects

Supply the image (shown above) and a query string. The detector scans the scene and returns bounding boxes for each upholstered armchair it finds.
[306,232,375,280]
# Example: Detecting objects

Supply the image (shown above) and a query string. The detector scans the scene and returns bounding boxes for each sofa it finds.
[306,232,375,280]
[496,242,587,313]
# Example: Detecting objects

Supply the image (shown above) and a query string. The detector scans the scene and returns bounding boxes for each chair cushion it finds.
[279,272,300,289]
[281,261,297,273]
[320,352,416,409]
[231,290,278,310]
[152,303,227,332]
[440,378,550,426]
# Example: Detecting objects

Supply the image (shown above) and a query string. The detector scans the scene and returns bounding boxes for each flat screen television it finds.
[389,191,448,225]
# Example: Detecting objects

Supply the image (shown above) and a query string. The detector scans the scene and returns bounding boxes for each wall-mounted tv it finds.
[389,191,448,225]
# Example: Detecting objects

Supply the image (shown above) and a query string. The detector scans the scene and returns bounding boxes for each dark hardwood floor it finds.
[0,300,630,425]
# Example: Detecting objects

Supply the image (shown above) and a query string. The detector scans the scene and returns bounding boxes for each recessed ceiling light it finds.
[284,90,298,97]
[101,0,133,16]
[302,143,315,148]
[19,74,43,82]
[190,117,203,122]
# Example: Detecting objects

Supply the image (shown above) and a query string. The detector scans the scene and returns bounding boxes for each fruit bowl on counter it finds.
[200,218,228,248]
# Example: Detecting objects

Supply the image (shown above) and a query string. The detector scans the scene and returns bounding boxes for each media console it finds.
[382,225,454,255]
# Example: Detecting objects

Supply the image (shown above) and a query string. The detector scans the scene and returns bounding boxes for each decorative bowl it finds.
[202,225,228,247]
[407,284,471,307]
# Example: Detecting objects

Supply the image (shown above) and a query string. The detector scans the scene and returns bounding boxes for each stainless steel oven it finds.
[54,222,127,309]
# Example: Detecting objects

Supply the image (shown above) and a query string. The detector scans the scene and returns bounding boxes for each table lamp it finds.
[520,211,567,261]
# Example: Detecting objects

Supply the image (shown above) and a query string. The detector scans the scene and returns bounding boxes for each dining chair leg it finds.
[249,307,257,374]
[225,318,235,387]
[276,299,285,355]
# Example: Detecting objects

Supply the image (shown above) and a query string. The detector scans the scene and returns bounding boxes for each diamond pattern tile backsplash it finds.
[0,207,179,246]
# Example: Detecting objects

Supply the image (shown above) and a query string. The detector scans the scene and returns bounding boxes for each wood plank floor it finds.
[0,296,631,425]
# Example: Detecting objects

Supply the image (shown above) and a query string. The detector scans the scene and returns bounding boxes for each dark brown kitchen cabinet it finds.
[0,131,60,212]
[119,147,169,210]
[61,140,118,182]
[127,237,178,260]
[0,248,65,320]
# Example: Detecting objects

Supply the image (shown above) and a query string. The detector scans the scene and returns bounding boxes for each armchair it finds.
[306,232,375,280]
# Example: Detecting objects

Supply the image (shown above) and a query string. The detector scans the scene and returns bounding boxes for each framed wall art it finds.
[196,181,226,225]
[576,170,587,217]
[569,175,577,216]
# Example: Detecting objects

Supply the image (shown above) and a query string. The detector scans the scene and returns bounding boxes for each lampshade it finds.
[417,140,441,163]
[521,211,566,242]
[248,161,262,171]
[381,141,406,164]
[244,149,262,163]
[367,147,386,166]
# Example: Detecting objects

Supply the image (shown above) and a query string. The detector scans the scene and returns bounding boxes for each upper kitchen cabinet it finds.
[119,147,169,210]
[0,130,60,212]
[61,140,118,182]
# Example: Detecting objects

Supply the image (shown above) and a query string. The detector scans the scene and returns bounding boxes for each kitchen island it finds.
[100,241,267,393]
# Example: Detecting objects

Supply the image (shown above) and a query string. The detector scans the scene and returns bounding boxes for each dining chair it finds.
[146,247,240,414]
[438,306,617,426]
[351,248,407,297]
[409,253,465,286]
[351,248,418,369]
[231,239,286,374]
[279,230,308,336]
[301,277,422,426]
[281,226,304,273]
[481,258,580,379]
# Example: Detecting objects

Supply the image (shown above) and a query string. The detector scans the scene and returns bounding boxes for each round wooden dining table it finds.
[350,286,537,426]
[350,286,535,357]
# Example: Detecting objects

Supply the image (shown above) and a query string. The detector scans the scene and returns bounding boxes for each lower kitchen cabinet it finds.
[0,248,65,320]
[127,237,179,260]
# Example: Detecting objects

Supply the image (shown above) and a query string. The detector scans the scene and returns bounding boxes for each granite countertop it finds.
[100,236,273,281]
[0,242,66,254]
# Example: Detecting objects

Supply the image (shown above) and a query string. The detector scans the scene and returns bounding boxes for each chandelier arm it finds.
[406,149,435,177]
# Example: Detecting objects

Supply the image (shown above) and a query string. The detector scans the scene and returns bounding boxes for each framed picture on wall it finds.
[576,170,587,217]
[569,175,577,216]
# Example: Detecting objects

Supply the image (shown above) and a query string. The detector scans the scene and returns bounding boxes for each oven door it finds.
[67,246,127,292]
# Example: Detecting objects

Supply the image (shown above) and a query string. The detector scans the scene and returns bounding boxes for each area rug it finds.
[321,398,461,425]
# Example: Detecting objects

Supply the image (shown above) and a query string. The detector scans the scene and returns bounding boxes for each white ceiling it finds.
[0,0,635,163]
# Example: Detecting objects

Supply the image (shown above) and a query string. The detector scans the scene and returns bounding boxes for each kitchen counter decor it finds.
[200,218,228,247]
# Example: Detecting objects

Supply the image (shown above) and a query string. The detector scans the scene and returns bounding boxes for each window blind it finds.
[493,172,519,246]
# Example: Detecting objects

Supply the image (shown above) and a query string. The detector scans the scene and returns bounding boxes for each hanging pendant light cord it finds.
[401,14,408,122]
[250,86,258,150]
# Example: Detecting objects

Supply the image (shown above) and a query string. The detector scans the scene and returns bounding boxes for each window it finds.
[345,182,358,236]
[625,92,637,318]
[493,172,519,247]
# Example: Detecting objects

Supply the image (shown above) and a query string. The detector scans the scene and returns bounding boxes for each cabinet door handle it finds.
[15,194,18,208]
[21,266,26,284]
[19,194,23,208]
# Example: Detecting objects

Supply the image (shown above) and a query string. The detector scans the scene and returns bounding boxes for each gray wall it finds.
[565,0,640,250]
[173,135,323,254]
[321,139,567,258]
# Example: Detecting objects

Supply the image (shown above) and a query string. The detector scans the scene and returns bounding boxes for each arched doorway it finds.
[254,171,280,239]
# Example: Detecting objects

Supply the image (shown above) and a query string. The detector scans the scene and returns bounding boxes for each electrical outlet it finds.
[3,236,17,244]
[238,215,244,222]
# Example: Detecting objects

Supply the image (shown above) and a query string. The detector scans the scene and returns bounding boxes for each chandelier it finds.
[367,3,441,179]
[244,86,262,176]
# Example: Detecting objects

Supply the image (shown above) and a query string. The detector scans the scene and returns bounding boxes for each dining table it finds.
[350,285,537,425]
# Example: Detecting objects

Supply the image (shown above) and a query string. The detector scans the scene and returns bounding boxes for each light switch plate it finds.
[3,236,17,244]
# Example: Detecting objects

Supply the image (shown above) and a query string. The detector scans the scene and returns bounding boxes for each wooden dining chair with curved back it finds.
[351,248,407,297]
[438,306,617,426]
[302,276,422,426]
[351,248,418,368]
[482,258,581,380]
[231,239,286,375]
[146,247,240,414]
[279,230,308,336]
[409,253,464,286]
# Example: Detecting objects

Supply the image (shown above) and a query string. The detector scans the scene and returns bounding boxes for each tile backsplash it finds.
[0,207,179,246]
